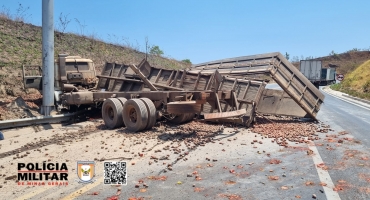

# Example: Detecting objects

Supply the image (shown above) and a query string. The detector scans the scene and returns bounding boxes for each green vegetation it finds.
[330,83,341,91]
[181,59,192,64]
[0,14,189,98]
[0,16,188,71]
[330,60,370,100]
[284,52,289,60]
[149,45,164,56]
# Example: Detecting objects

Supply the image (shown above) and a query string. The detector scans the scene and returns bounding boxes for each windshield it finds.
[65,62,89,71]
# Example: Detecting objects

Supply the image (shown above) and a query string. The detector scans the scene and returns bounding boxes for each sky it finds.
[1,0,370,64]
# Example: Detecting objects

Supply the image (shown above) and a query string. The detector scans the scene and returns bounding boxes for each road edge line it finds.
[321,89,370,111]
[308,143,341,200]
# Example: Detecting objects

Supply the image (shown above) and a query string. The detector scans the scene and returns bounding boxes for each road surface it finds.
[0,84,369,200]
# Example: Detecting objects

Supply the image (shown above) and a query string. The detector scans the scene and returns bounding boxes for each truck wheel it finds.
[123,99,148,132]
[169,113,194,124]
[140,98,157,130]
[102,98,124,129]
[117,98,128,126]
[117,97,127,106]
[185,113,195,122]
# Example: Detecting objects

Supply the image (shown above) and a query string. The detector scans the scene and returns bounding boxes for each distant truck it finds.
[299,60,336,88]
[320,68,336,85]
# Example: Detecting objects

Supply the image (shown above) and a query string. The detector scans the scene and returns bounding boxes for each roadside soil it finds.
[0,65,43,120]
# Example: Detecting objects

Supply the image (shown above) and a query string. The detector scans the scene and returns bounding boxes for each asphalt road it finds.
[2,84,370,200]
[315,87,370,200]
[73,86,369,200]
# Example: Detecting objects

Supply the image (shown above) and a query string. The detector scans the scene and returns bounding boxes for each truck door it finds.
[22,65,43,90]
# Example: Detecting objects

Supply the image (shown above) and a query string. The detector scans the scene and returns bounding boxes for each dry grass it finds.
[330,60,370,100]
[0,17,189,71]
[342,60,370,92]
[0,17,190,100]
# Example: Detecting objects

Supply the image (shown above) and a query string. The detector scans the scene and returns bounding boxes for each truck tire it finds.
[185,113,195,122]
[169,113,194,124]
[117,97,127,106]
[117,98,128,126]
[139,98,157,130]
[123,99,148,132]
[102,98,124,129]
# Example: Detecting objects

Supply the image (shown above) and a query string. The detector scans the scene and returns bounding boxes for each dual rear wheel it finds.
[102,97,157,132]
[168,113,195,124]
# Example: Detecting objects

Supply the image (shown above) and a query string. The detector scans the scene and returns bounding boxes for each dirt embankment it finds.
[291,51,370,100]
[0,17,190,120]
[291,51,370,74]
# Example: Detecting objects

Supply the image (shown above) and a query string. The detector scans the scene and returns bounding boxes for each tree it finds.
[285,52,290,61]
[181,59,192,64]
[291,56,299,63]
[58,12,71,34]
[149,45,164,56]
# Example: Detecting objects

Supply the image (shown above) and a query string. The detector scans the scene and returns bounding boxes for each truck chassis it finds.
[22,52,325,132]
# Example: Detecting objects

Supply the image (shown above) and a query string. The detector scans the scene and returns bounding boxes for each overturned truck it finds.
[23,52,324,132]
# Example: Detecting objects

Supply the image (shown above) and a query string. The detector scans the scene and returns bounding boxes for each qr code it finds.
[104,162,127,185]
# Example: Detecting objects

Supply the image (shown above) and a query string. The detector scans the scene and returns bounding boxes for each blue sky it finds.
[1,0,370,64]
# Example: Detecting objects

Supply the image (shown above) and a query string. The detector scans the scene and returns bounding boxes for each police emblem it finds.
[77,161,96,183]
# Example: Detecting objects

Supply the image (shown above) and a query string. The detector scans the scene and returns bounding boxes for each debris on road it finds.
[268,176,279,180]
[251,116,322,146]
[305,181,315,186]
[269,159,282,165]
[316,163,329,170]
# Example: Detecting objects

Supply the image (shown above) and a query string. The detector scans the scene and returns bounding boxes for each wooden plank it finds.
[215,92,222,113]
[218,78,224,91]
[204,117,244,124]
[205,73,214,90]
[172,70,180,87]
[193,72,201,90]
[178,70,186,88]
[231,78,237,90]
[111,65,127,92]
[237,98,254,104]
[166,71,175,86]
[203,109,247,120]
[97,62,113,89]
[154,69,162,83]
[97,75,142,83]
[167,101,202,114]
[129,64,158,91]
[153,83,184,91]
[239,81,251,109]
[232,91,239,110]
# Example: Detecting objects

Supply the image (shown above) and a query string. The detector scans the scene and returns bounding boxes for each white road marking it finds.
[308,143,341,200]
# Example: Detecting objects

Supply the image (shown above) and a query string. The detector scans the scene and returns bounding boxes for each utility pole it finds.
[41,0,54,116]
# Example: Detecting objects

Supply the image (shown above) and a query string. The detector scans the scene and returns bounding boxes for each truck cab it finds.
[23,54,98,91]
[56,54,97,89]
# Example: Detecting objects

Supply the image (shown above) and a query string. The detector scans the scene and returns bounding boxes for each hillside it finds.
[292,51,370,74]
[316,51,370,74]
[331,60,370,100]
[0,17,189,120]
[342,60,370,92]
[0,17,189,70]
[0,18,189,93]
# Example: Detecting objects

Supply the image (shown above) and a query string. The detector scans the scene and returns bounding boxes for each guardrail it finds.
[0,110,87,130]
